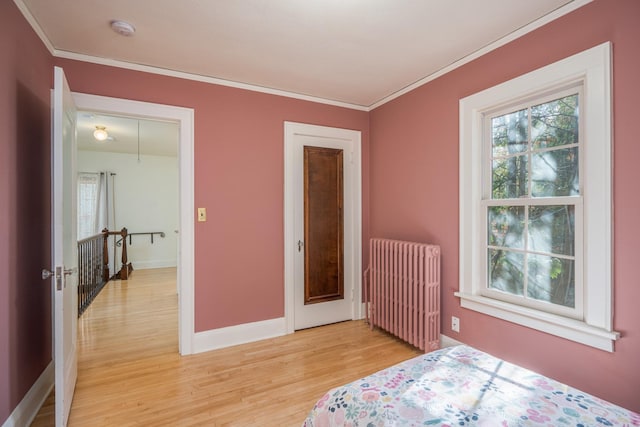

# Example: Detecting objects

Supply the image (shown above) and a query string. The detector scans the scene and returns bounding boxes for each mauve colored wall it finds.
[54,59,371,332]
[370,0,640,411]
[2,0,639,422]
[0,1,54,422]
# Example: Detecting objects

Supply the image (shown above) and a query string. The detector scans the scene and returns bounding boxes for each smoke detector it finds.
[110,20,136,37]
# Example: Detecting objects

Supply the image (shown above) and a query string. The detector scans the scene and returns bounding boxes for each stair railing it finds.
[77,230,109,316]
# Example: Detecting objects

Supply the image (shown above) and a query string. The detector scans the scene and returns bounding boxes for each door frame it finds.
[284,121,362,333]
[73,92,195,355]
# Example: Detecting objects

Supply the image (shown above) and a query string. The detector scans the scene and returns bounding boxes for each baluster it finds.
[77,232,112,316]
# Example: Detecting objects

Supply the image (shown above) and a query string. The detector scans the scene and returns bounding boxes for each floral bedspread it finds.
[302,345,639,426]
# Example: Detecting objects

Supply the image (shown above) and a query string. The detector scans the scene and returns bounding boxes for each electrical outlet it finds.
[451,316,460,333]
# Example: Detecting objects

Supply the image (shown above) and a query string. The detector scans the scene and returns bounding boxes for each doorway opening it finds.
[77,112,179,274]
[73,92,195,355]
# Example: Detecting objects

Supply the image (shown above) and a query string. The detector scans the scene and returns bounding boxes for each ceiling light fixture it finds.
[93,126,109,141]
[110,20,136,37]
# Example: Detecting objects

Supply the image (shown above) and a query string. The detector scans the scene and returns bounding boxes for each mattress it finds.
[302,345,639,426]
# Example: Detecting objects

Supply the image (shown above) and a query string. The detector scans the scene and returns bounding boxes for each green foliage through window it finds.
[487,93,579,309]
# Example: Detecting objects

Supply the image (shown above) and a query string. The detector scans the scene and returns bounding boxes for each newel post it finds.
[120,227,129,280]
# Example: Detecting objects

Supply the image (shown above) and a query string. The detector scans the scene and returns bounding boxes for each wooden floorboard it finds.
[31,267,421,426]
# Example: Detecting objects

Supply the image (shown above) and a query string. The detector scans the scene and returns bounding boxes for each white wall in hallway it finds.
[78,150,178,269]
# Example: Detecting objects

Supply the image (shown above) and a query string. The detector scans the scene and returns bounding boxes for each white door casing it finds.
[51,66,78,427]
[71,92,195,355]
[284,122,362,332]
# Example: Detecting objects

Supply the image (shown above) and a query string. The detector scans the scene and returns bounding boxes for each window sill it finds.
[454,292,620,352]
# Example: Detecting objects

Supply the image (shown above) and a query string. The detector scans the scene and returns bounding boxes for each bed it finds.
[302,345,639,426]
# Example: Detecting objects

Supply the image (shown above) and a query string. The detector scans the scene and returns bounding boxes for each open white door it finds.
[50,66,78,426]
[284,122,362,331]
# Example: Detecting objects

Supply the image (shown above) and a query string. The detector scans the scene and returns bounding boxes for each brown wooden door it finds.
[287,122,360,331]
[303,146,344,305]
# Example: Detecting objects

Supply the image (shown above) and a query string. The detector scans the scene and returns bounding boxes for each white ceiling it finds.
[77,112,178,157]
[17,0,587,109]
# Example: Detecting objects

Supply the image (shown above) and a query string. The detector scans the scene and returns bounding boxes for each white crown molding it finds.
[369,0,594,110]
[14,0,592,111]
[55,49,370,112]
[12,0,55,54]
[13,0,367,111]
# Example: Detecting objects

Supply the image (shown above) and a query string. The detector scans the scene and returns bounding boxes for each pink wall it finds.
[370,0,640,411]
[55,59,370,332]
[2,0,638,422]
[0,1,54,422]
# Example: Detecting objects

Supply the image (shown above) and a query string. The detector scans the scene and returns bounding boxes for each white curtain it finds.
[104,172,117,276]
[97,172,116,233]
[78,171,117,275]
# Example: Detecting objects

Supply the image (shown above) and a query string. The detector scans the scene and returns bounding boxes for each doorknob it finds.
[42,269,55,280]
[42,266,76,280]
[42,266,75,290]
[42,266,63,290]
[297,240,304,252]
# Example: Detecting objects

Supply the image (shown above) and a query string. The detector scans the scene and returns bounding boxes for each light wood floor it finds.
[31,268,421,426]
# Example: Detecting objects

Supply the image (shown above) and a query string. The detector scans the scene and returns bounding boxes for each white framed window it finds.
[483,86,583,320]
[457,42,619,351]
[77,172,101,240]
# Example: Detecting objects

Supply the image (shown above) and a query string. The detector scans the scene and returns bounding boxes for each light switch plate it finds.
[197,207,206,222]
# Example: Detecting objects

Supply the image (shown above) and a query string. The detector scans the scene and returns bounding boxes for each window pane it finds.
[491,109,528,157]
[531,147,579,197]
[528,205,575,256]
[532,94,579,149]
[488,206,525,249]
[492,155,528,199]
[77,174,99,240]
[488,249,524,296]
[527,254,575,308]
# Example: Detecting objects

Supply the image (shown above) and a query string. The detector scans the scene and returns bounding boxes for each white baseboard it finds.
[2,361,53,427]
[440,334,464,348]
[131,259,177,270]
[193,317,287,354]
[191,317,462,355]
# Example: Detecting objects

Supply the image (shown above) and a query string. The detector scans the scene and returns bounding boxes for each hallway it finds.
[32,268,179,426]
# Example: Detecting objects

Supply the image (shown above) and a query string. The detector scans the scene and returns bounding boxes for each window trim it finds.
[457,42,619,352]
